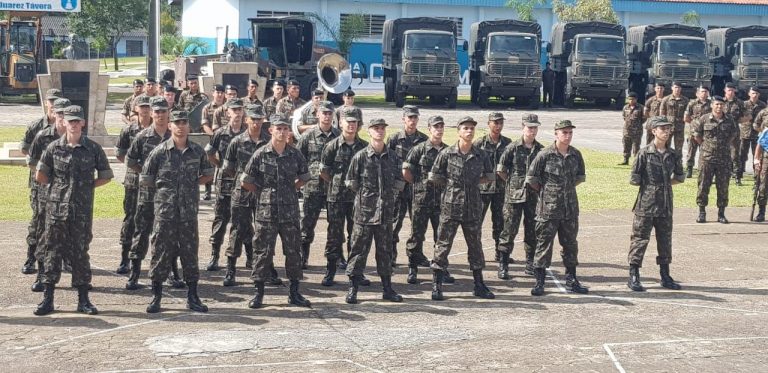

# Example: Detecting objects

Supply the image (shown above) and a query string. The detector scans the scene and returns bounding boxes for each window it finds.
[435,16,463,36]
[256,10,306,18]
[126,40,144,57]
[340,13,386,38]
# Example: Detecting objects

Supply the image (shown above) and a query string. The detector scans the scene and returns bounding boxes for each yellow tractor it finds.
[0,12,43,101]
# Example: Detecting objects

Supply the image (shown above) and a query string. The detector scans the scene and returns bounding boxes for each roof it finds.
[646,0,768,4]
[40,15,147,39]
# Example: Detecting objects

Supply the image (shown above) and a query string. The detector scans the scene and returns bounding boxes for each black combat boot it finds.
[565,267,589,294]
[146,281,162,313]
[756,205,766,222]
[31,261,44,292]
[696,206,706,223]
[34,283,55,316]
[443,270,456,284]
[76,285,98,315]
[360,274,372,286]
[223,257,237,287]
[245,243,253,269]
[345,276,360,304]
[125,259,142,290]
[248,282,265,309]
[202,183,212,201]
[301,242,310,270]
[206,245,220,271]
[494,250,501,262]
[288,280,311,307]
[321,259,337,287]
[268,265,283,286]
[472,270,495,299]
[498,251,510,280]
[415,254,431,267]
[686,166,693,179]
[735,177,743,186]
[22,246,36,274]
[186,281,208,312]
[618,156,629,165]
[338,253,348,270]
[431,270,444,301]
[531,268,546,296]
[659,264,682,290]
[168,260,185,289]
[525,251,535,276]
[717,207,729,224]
[381,276,403,302]
[407,265,418,284]
[627,265,645,292]
[116,244,130,274]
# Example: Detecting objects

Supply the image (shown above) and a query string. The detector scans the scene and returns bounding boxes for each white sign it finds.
[0,0,80,12]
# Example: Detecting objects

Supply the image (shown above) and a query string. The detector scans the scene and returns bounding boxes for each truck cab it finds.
[472,30,540,108]
[730,37,768,92]
[650,35,710,94]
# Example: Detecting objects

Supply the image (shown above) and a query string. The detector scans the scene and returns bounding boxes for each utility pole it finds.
[147,0,160,79]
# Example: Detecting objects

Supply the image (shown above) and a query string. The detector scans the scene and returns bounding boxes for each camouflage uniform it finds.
[116,120,147,263]
[263,94,284,119]
[723,97,747,174]
[142,138,214,283]
[692,113,739,208]
[244,95,262,106]
[177,90,209,133]
[211,105,232,131]
[622,102,645,159]
[275,96,306,119]
[738,99,767,179]
[334,105,363,129]
[122,93,141,120]
[474,133,511,250]
[201,101,223,130]
[628,142,685,267]
[644,95,664,145]
[684,99,712,170]
[27,126,61,263]
[387,129,428,261]
[660,95,689,151]
[756,129,768,206]
[21,115,54,269]
[403,140,446,265]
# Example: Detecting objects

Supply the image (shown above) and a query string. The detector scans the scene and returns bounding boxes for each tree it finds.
[552,0,620,24]
[681,11,701,27]
[161,34,208,57]
[506,0,547,22]
[304,12,367,58]
[67,0,148,70]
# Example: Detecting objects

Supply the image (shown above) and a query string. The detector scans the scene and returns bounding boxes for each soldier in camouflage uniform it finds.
[429,116,496,301]
[241,115,312,309]
[333,89,359,129]
[388,105,428,267]
[142,110,214,314]
[263,80,286,120]
[294,88,324,136]
[683,86,711,178]
[115,95,153,275]
[275,79,306,120]
[692,96,739,224]
[526,120,588,296]
[177,75,209,134]
[496,114,544,279]
[319,106,368,286]
[738,87,766,184]
[752,126,768,221]
[33,105,113,316]
[644,83,666,145]
[619,92,645,165]
[297,101,340,269]
[204,98,247,271]
[723,83,750,184]
[344,118,405,304]
[659,82,689,151]
[122,79,144,124]
[211,85,240,131]
[200,84,226,200]
[244,79,262,105]
[475,112,511,261]
[627,116,685,292]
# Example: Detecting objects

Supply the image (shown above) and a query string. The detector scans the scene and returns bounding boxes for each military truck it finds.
[627,24,711,103]
[469,20,542,109]
[382,17,463,108]
[707,26,768,97]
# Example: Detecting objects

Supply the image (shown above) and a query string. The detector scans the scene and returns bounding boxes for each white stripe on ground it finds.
[96,359,383,373]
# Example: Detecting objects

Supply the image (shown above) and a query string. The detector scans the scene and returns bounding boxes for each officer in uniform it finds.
[142,110,214,313]
[692,96,739,224]
[211,85,240,131]
[644,83,666,145]
[241,115,312,309]
[619,92,645,165]
[496,114,544,279]
[263,80,286,119]
[526,120,588,296]
[204,98,247,271]
[388,105,428,267]
[163,85,179,109]
[542,62,555,108]
[429,116,496,301]
[723,83,750,184]
[475,112,511,260]
[659,81,689,151]
[627,116,685,292]
[177,75,209,133]
[200,84,227,200]
[683,86,711,178]
[294,88,325,136]
[244,79,262,105]
[344,118,405,304]
[738,87,766,184]
[297,101,340,269]
[275,79,306,119]
[334,89,359,128]
[33,105,113,316]
[753,126,768,221]
[122,79,144,124]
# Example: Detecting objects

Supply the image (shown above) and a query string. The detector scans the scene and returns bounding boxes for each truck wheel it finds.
[477,91,489,108]
[565,81,575,108]
[430,95,443,105]
[614,95,625,110]
[447,88,458,109]
[529,94,540,110]
[470,79,479,104]
[384,77,394,102]
[395,81,406,108]
[595,98,611,107]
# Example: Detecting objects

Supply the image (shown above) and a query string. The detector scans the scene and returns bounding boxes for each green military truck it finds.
[627,24,712,103]
[707,25,768,97]
[469,20,542,108]
[382,17,462,108]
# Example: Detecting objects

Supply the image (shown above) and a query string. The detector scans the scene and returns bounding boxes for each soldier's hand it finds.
[755,160,762,174]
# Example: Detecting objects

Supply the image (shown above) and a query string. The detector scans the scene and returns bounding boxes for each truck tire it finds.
[395,81,406,108]
[447,88,458,109]
[477,91,489,108]
[384,76,394,102]
[430,95,443,105]
[470,79,479,104]
[565,80,575,108]
[614,94,625,110]
[529,92,540,110]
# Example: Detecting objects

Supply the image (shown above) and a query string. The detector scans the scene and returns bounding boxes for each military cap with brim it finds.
[457,116,477,126]
[45,88,62,101]
[648,116,672,128]
[402,105,419,116]
[554,120,576,130]
[488,112,504,121]
[53,98,72,112]
[145,77,157,84]
[319,101,334,112]
[245,104,265,119]
[135,95,152,107]
[522,113,541,127]
[213,84,225,92]
[187,74,199,81]
[133,79,144,86]
[226,98,244,108]
[287,79,301,87]
[628,91,638,98]
[270,115,291,126]
[342,106,362,121]
[63,105,84,121]
[712,95,725,103]
[428,115,445,126]
[343,89,355,97]
[369,118,388,127]
[170,110,189,122]
[151,96,169,110]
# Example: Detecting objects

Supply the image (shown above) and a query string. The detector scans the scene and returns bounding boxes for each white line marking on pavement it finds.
[602,344,626,373]
[599,295,768,315]
[96,359,384,373]
[546,268,568,293]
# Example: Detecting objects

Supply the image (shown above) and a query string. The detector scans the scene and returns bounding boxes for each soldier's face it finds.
[270,124,290,143]
[555,128,573,146]
[655,86,664,96]
[138,105,151,117]
[368,125,387,141]
[248,83,258,96]
[288,85,300,98]
[55,114,66,135]
[133,84,144,95]
[725,87,736,98]
[628,97,637,106]
[213,90,225,102]
[750,90,760,101]
[342,119,358,134]
[66,119,84,137]
[228,107,244,122]
[457,123,475,142]
[429,123,444,140]
[522,125,538,139]
[318,111,333,126]
[153,109,169,126]
[225,90,238,100]
[248,117,264,132]
[343,96,354,105]
[170,120,189,137]
[188,80,199,92]
[164,91,176,105]
[312,95,322,105]
[273,85,284,97]
[488,119,504,135]
[697,89,709,101]
[712,101,724,114]
[672,85,681,96]
[45,99,56,116]
[145,83,157,95]
[403,115,418,132]
[652,125,671,142]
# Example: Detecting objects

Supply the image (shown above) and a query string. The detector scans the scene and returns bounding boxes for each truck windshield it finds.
[489,35,537,55]
[10,24,36,54]
[576,36,624,54]
[659,39,706,57]
[405,33,455,56]
[742,40,768,57]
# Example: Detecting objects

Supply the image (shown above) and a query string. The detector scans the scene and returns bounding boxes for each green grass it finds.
[108,91,132,104]
[0,126,25,145]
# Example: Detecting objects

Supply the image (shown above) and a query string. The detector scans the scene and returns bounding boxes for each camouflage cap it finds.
[52,98,72,112]
[368,118,388,128]
[318,101,334,112]
[522,113,541,127]
[648,116,672,128]
[135,94,152,107]
[402,105,419,117]
[270,114,291,126]
[151,96,169,110]
[341,106,362,122]
[170,110,189,122]
[457,116,477,126]
[427,115,445,126]
[488,112,504,121]
[226,98,244,109]
[63,105,84,121]
[45,88,62,101]
[554,119,576,130]
[245,104,265,119]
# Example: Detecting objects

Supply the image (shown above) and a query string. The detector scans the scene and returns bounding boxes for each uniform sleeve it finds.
[94,145,114,180]
[402,145,421,171]
[672,150,685,183]
[525,151,546,187]
[629,150,645,186]
[575,150,586,184]
[200,150,215,177]
[121,97,132,116]
[139,148,160,187]
[241,152,262,187]
[295,151,311,182]
[659,97,668,116]
[319,140,336,174]
[754,110,766,132]
[691,118,704,138]
[115,126,132,157]
[497,145,514,173]
[344,153,362,192]
[27,134,43,167]
[205,130,220,155]
[20,119,41,152]
[126,136,143,169]
[428,152,447,185]
[36,143,55,178]
[221,139,238,174]
[296,131,310,158]
[201,105,211,125]
[643,101,651,118]
[391,152,406,192]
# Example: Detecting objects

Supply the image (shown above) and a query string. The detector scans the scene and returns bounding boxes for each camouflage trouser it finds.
[622,133,643,159]
[25,187,39,249]
[405,204,439,264]
[686,136,699,168]
[628,215,673,267]
[697,161,731,208]
[731,136,741,174]
[325,201,354,261]
[498,201,537,257]
[251,219,303,282]
[671,125,685,152]
[757,152,768,206]
[480,193,505,246]
[431,218,486,272]
[41,218,93,286]
[119,187,138,248]
[533,218,579,269]
[33,194,49,261]
[210,194,232,247]
[128,203,154,260]
[300,192,327,246]
[737,138,757,179]
[346,222,394,277]
[225,205,253,258]
[391,191,412,246]
[149,219,200,283]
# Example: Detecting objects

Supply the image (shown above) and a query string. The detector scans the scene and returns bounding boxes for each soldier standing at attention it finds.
[659,82,689,151]
[200,84,227,200]
[526,120,588,296]
[297,101,340,269]
[143,77,159,97]
[263,80,286,120]
[241,115,312,309]
[692,96,739,224]
[275,79,306,120]
[334,89,359,129]
[644,83,666,145]
[619,92,645,165]
[205,98,247,271]
[738,87,766,185]
[683,86,711,178]
[627,116,685,292]
[211,85,240,131]
[429,116,496,301]
[115,95,153,274]
[177,75,208,134]
[319,106,369,286]
[244,79,262,105]
[344,118,405,304]
[388,105,428,267]
[294,88,325,136]
[163,85,179,109]
[496,114,544,279]
[142,110,214,314]
[722,83,750,185]
[752,125,768,222]
[475,112,511,261]
[33,105,113,316]
[122,79,144,124]
[542,62,555,108]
